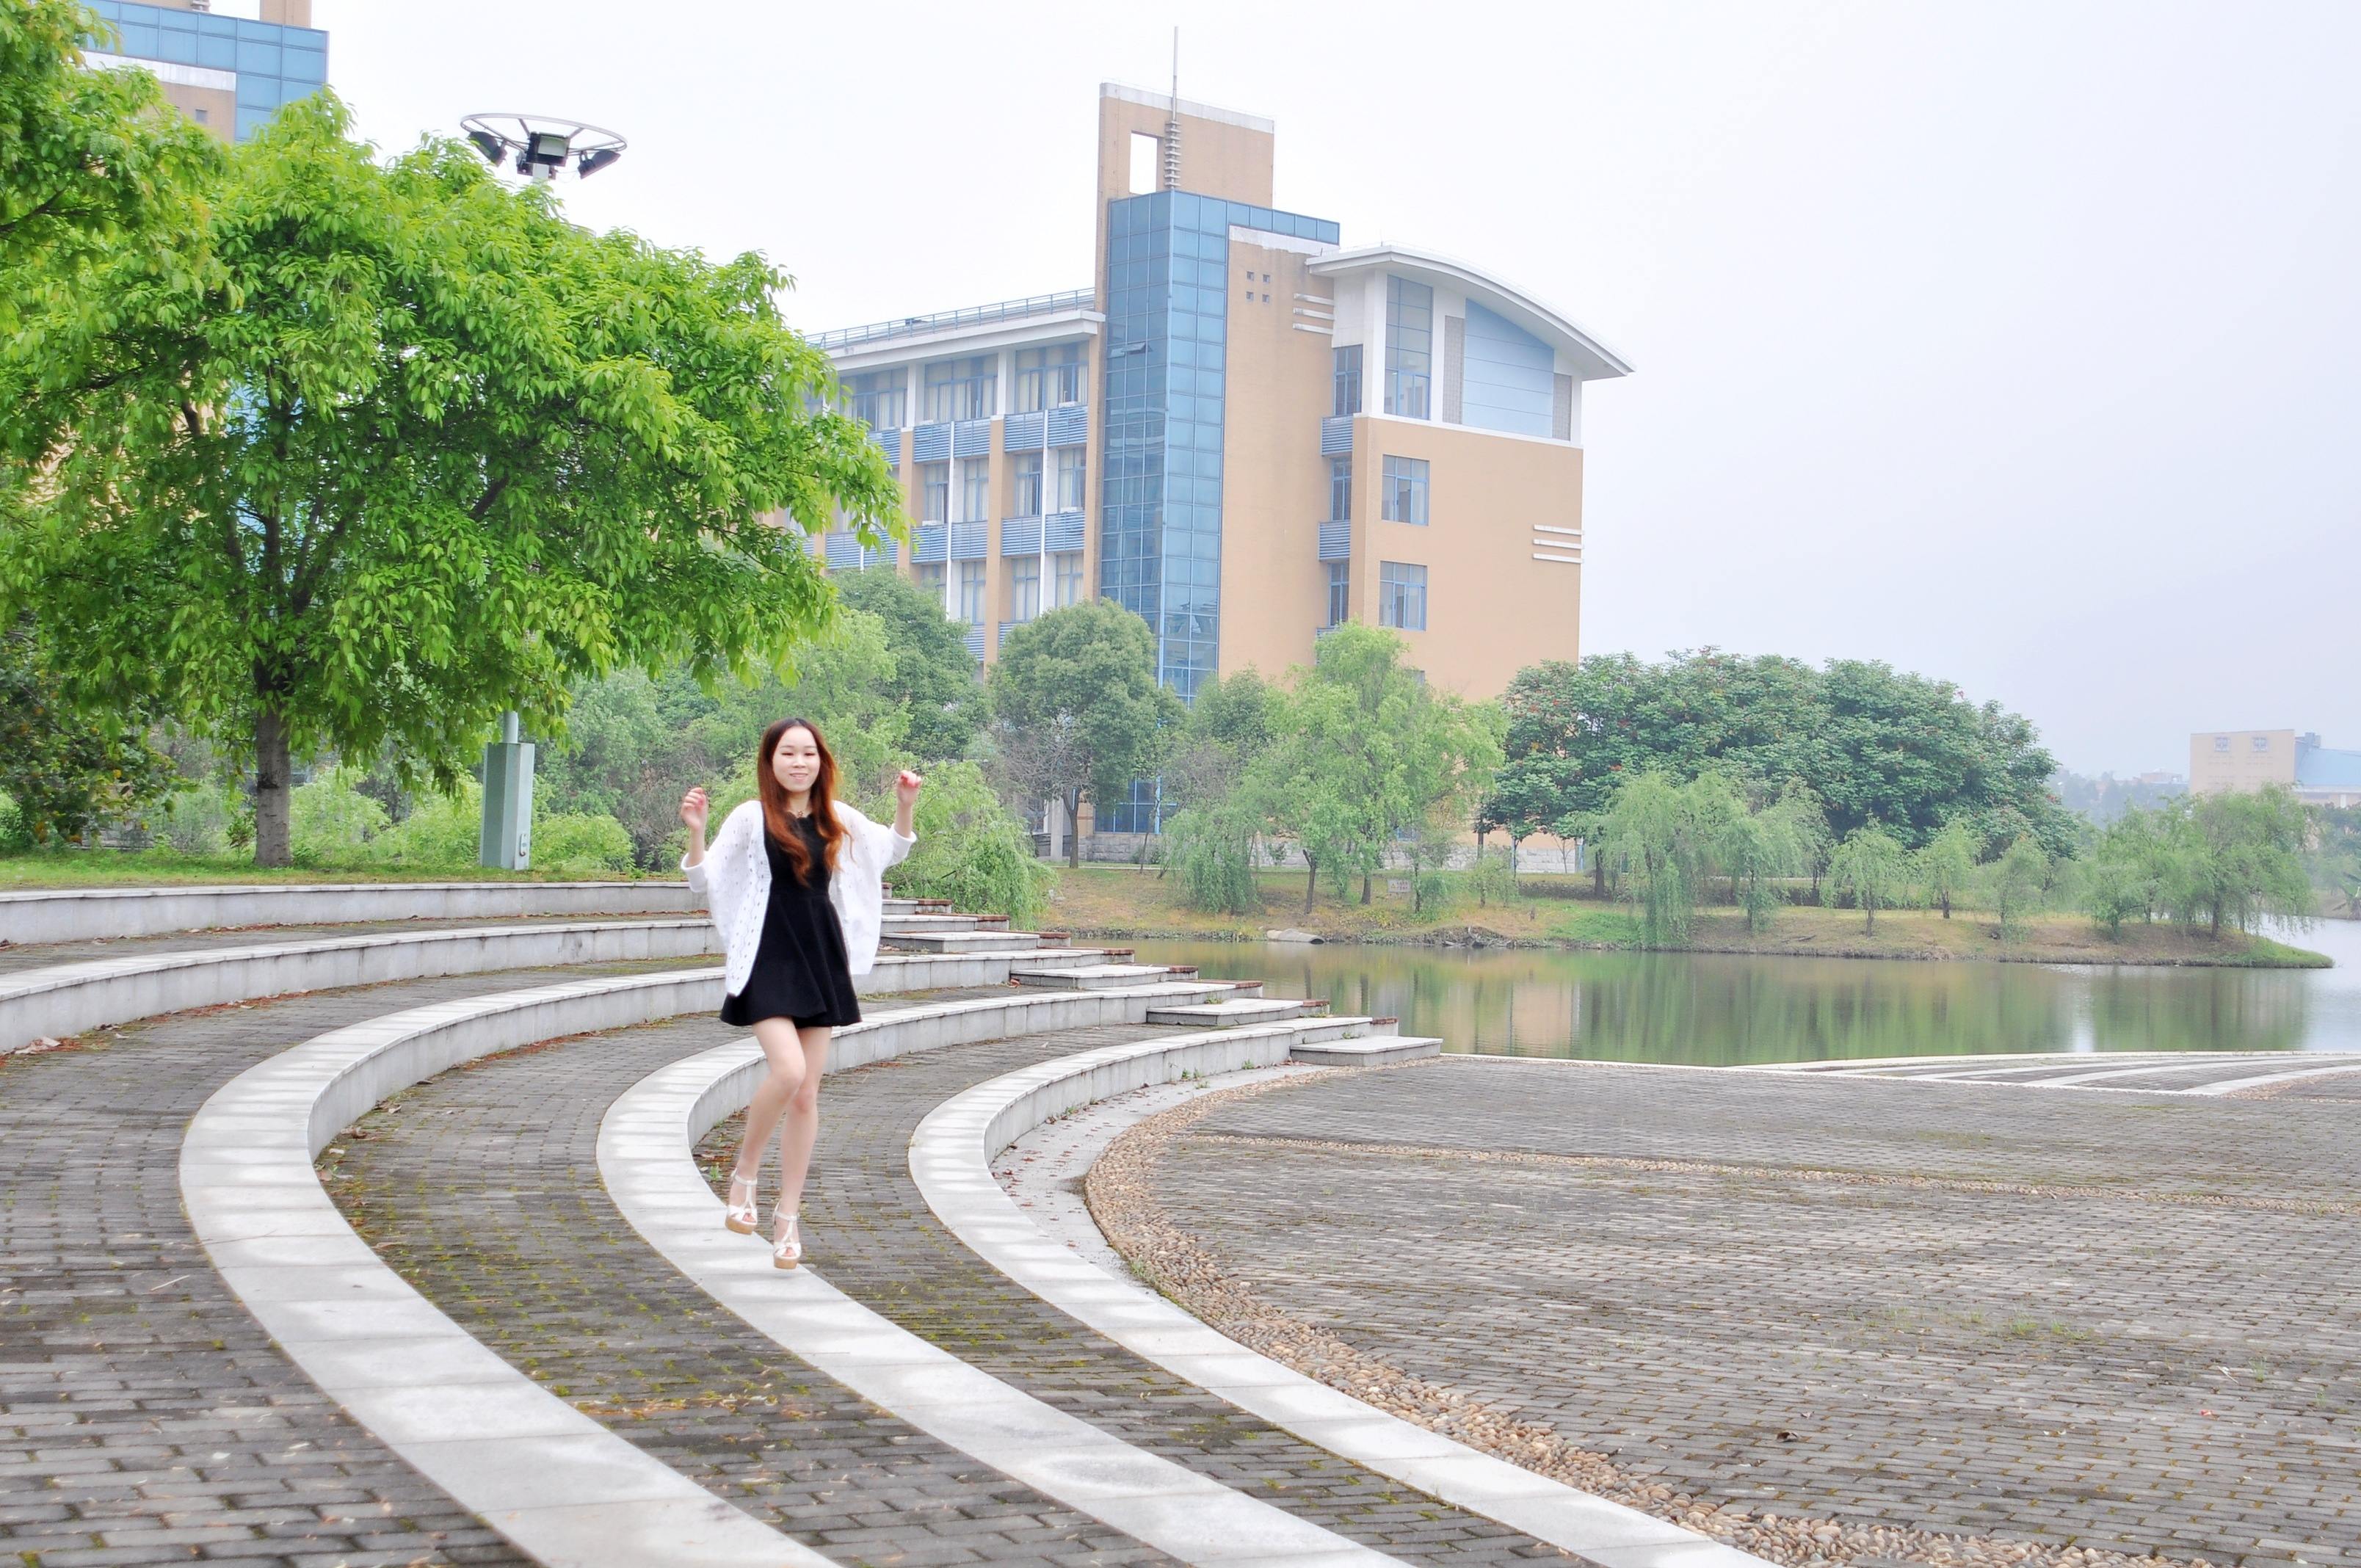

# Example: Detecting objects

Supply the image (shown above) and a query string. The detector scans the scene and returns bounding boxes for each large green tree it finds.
[1490,650,2075,861]
[0,96,894,864]
[987,598,1183,867]
[832,566,985,761]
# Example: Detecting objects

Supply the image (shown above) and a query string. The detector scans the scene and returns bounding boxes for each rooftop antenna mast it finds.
[1162,27,1183,191]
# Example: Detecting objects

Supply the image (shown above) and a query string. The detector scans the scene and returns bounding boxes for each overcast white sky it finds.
[314,0,2360,777]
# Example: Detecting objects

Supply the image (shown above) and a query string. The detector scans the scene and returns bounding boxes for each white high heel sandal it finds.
[771,1209,802,1271]
[723,1170,759,1235]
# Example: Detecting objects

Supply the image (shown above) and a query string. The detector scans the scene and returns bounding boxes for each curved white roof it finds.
[1306,244,1633,382]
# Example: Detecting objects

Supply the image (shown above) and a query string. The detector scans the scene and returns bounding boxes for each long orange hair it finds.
[755,717,845,882]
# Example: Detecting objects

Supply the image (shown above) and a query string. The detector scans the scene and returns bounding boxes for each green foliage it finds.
[1247,624,1504,914]
[365,783,485,870]
[1597,772,1708,945]
[1827,824,1909,934]
[2310,805,2360,920]
[1987,835,2050,943]
[2169,788,2313,937]
[1490,650,2075,858]
[883,761,1053,925]
[1465,842,1519,909]
[1720,785,1806,932]
[1,95,896,865]
[289,767,388,864]
[1,1,221,324]
[155,782,240,857]
[532,811,635,876]
[831,567,985,762]
[0,617,178,843]
[1914,820,1979,920]
[988,599,1184,865]
[0,791,29,854]
[1167,796,1263,916]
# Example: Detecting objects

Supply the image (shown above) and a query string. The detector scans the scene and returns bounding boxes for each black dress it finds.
[718,813,863,1030]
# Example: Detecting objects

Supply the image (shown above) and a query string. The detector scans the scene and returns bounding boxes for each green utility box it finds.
[479,712,534,869]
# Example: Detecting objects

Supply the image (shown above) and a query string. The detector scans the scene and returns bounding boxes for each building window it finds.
[958,457,990,522]
[1385,277,1432,418]
[1329,456,1352,522]
[1325,561,1350,627]
[2252,734,2273,752]
[1011,451,1043,518]
[1013,343,1087,413]
[1378,561,1427,631]
[957,560,987,627]
[845,368,906,432]
[1054,448,1087,512]
[1053,550,1084,608]
[1009,555,1041,622]
[1381,456,1429,525]
[913,562,946,603]
[919,462,949,523]
[1332,344,1362,418]
[923,355,997,422]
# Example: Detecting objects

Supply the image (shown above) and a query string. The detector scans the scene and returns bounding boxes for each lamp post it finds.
[458,114,627,870]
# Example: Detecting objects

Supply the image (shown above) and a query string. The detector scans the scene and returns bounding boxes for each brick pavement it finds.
[1129,1059,2361,1567]
[0,965,686,1567]
[697,1023,1577,1564]
[328,991,1180,1567]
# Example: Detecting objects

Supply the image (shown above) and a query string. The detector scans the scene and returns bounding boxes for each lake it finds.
[1129,918,2361,1066]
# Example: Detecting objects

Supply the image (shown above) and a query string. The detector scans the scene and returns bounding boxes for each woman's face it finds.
[770,727,822,799]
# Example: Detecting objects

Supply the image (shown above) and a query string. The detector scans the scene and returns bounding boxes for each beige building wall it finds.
[2190,730,2299,795]
[156,79,235,138]
[1217,237,1335,680]
[1347,416,1584,699]
[1092,89,1274,314]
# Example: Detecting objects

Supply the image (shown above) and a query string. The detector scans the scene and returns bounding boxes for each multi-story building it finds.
[81,0,327,144]
[2191,730,2361,809]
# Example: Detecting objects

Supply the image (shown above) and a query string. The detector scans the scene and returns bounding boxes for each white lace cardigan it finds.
[681,799,915,998]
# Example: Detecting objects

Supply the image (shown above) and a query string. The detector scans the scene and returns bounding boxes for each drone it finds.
[460,113,627,181]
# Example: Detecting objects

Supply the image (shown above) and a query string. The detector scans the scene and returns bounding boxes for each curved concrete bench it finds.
[602,1001,1420,1566]
[0,918,722,1054]
[907,1041,1772,1568]
[181,969,834,1568]
[0,880,697,945]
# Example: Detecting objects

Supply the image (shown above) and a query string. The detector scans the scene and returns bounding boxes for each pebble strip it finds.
[1087,1072,2235,1568]
[910,1037,1764,1568]
[602,999,1409,1566]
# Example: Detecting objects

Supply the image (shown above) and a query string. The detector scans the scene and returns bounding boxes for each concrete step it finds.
[881,897,954,915]
[880,912,1010,935]
[1011,962,1193,990]
[1145,996,1323,1027]
[885,929,1047,954]
[1289,1033,1442,1067]
[1285,1014,1401,1045]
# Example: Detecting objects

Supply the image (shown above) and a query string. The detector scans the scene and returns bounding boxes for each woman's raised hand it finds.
[895,769,924,808]
[680,786,709,836]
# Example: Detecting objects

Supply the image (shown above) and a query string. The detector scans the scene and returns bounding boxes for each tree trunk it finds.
[1592,848,1606,899]
[1360,872,1371,906]
[1303,855,1319,915]
[253,705,292,868]
[1940,890,1951,919]
[1065,789,1082,869]
[1865,899,1876,935]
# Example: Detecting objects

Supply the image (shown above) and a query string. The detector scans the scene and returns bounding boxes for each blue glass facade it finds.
[1097,191,1338,829]
[87,1,329,142]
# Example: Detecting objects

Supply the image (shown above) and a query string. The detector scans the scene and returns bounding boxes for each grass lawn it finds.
[1045,865,2329,968]
[0,849,646,888]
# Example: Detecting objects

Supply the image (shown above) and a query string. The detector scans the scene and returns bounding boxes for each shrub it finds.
[0,791,29,854]
[1168,799,1261,915]
[883,761,1055,925]
[289,768,388,864]
[532,811,634,876]
[367,782,483,870]
[156,783,239,856]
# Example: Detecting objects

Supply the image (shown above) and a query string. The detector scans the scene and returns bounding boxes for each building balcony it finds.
[1317,519,1351,562]
[953,418,991,458]
[1048,404,1089,448]
[1001,516,1042,556]
[962,623,985,658]
[948,521,987,561]
[913,421,951,462]
[910,523,947,565]
[1319,415,1353,455]
[1004,410,1045,452]
[1045,510,1086,552]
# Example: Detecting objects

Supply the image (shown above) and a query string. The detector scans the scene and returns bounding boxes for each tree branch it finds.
[471,476,511,523]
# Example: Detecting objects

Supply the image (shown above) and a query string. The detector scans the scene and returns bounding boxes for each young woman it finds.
[680,719,921,1268]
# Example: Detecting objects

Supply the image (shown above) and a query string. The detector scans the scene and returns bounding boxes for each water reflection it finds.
[1131,919,2358,1065]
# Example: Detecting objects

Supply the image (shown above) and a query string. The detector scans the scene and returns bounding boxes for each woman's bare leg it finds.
[733,1017,809,1183]
[773,1025,831,1223]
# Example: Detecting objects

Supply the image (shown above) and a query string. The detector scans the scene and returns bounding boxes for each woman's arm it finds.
[891,769,921,841]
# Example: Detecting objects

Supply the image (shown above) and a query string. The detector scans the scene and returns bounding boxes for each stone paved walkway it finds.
[0,967,675,1567]
[328,994,1180,1567]
[697,1024,1575,1564]
[1123,1058,2361,1567]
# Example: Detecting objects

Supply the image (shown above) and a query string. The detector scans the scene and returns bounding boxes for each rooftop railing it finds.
[810,289,1095,353]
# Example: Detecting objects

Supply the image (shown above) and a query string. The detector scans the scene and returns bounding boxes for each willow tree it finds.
[0,95,894,863]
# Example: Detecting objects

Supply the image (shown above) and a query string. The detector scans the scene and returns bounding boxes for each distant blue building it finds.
[84,1,328,144]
